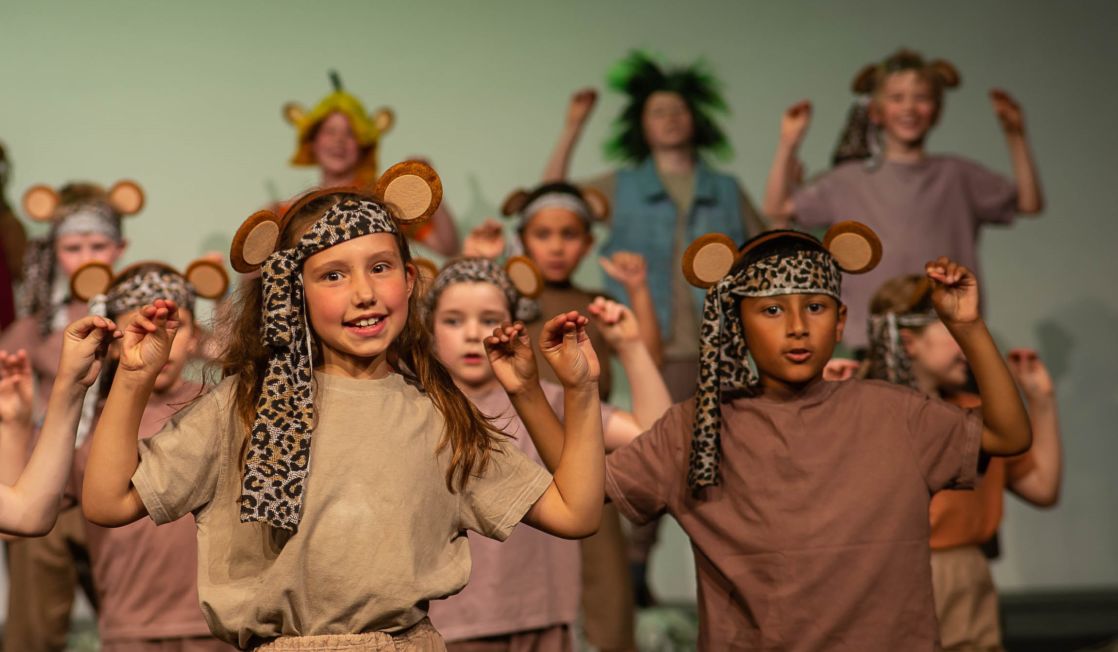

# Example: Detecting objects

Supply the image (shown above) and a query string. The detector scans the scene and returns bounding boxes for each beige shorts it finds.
[252,619,445,652]
[931,545,1004,652]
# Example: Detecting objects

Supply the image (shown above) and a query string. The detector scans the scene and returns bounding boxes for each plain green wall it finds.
[2,0,1115,600]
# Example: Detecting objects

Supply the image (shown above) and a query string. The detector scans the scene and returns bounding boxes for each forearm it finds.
[549,385,605,532]
[1013,396,1062,505]
[1006,132,1044,214]
[0,419,33,485]
[762,141,798,221]
[509,382,565,472]
[626,284,663,367]
[83,372,151,525]
[542,121,584,182]
[615,342,671,430]
[951,321,1032,455]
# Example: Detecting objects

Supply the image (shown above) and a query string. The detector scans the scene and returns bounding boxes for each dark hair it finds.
[729,230,830,278]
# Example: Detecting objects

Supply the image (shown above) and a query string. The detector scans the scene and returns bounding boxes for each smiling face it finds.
[311,111,362,180]
[55,232,126,278]
[870,70,939,149]
[739,293,846,397]
[432,281,511,391]
[519,207,592,283]
[302,233,415,379]
[642,91,695,151]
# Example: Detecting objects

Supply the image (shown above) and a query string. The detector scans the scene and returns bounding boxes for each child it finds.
[762,48,1045,353]
[1,178,142,652]
[865,274,1062,650]
[0,317,118,535]
[572,223,1033,649]
[80,162,604,651]
[281,72,459,255]
[421,257,671,650]
[0,143,23,329]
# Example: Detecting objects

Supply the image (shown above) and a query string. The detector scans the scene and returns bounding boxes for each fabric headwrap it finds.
[243,197,399,530]
[423,258,539,324]
[689,248,843,492]
[866,310,939,388]
[519,192,592,229]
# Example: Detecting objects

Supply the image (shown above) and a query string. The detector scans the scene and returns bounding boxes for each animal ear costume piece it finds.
[106,180,145,216]
[682,233,738,289]
[283,102,306,126]
[580,187,611,222]
[499,189,532,218]
[185,259,230,299]
[928,59,961,89]
[823,221,882,274]
[372,108,394,135]
[69,262,115,302]
[372,160,442,224]
[22,185,61,221]
[230,210,283,273]
[851,64,878,94]
[505,256,543,299]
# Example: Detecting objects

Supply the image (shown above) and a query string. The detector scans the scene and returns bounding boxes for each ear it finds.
[499,189,532,218]
[283,102,306,126]
[823,221,882,274]
[185,259,230,299]
[580,187,611,222]
[682,233,739,289]
[107,180,145,215]
[373,160,443,225]
[230,210,284,273]
[505,255,544,298]
[22,185,61,221]
[70,261,115,302]
[898,327,919,357]
[928,59,961,90]
[851,63,878,94]
[372,107,394,135]
[834,302,848,343]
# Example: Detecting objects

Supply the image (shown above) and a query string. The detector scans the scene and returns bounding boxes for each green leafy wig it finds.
[604,50,731,163]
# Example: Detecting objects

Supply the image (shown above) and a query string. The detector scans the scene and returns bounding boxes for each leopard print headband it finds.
[92,268,196,319]
[689,248,842,492]
[243,198,398,530]
[866,311,939,388]
[423,258,539,324]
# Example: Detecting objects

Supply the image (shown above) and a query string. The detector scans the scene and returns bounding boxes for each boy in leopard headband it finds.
[601,223,1033,650]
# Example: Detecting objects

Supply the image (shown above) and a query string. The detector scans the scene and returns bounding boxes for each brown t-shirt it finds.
[0,302,87,420]
[527,282,612,399]
[605,379,982,651]
[72,381,222,644]
[131,373,552,649]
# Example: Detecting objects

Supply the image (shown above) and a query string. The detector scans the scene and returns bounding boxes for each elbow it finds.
[82,499,123,528]
[1017,198,1045,215]
[1033,489,1061,509]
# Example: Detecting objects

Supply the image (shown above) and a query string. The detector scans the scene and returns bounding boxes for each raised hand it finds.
[0,350,34,425]
[58,315,122,388]
[117,299,180,379]
[538,311,599,389]
[780,100,813,147]
[462,218,506,260]
[990,89,1025,135]
[566,88,598,127]
[925,257,980,327]
[822,357,862,382]
[587,297,639,350]
[484,321,539,396]
[599,251,648,293]
[1007,348,1054,402]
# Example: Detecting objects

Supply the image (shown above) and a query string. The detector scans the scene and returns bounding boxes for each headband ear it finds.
[372,107,394,135]
[823,221,882,274]
[682,233,739,289]
[505,255,543,299]
[70,261,115,302]
[22,185,60,221]
[373,160,442,225]
[927,59,961,89]
[580,187,611,222]
[499,189,532,218]
[230,210,283,273]
[185,259,230,299]
[107,180,145,216]
[283,102,306,126]
[851,64,878,94]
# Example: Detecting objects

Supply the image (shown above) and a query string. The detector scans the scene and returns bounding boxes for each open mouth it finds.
[344,315,387,337]
[463,353,485,365]
[784,348,813,363]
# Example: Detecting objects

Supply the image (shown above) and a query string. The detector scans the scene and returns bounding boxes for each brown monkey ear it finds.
[107,180,145,216]
[580,187,611,222]
[499,189,532,218]
[70,262,115,302]
[372,107,394,135]
[282,102,306,126]
[682,233,739,289]
[22,185,61,221]
[230,210,284,273]
[823,221,882,274]
[505,255,544,298]
[373,160,443,225]
[185,259,230,299]
[851,64,878,94]
[928,59,961,89]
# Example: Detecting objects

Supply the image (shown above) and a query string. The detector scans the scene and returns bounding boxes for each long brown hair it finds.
[215,190,504,492]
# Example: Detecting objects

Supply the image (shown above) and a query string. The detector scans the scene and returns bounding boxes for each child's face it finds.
[302,233,415,378]
[312,111,361,179]
[432,282,510,390]
[739,293,846,393]
[520,208,593,283]
[642,91,694,151]
[871,70,939,147]
[901,321,967,391]
[55,233,125,278]
[114,307,197,394]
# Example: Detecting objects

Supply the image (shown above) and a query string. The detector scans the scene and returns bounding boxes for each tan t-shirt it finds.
[132,372,552,649]
[605,379,982,651]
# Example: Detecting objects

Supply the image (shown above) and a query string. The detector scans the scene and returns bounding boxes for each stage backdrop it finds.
[1,0,1115,605]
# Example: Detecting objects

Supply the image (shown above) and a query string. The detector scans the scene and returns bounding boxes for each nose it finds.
[351,274,377,306]
[787,308,808,338]
[464,318,484,342]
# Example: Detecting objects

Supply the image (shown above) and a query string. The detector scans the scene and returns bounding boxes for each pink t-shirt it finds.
[0,302,87,419]
[792,156,1017,348]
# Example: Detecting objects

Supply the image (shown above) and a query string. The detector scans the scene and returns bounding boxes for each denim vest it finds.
[600,158,746,337]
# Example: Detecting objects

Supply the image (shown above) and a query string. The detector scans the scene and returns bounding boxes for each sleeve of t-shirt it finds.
[605,400,691,525]
[790,170,841,229]
[459,439,552,542]
[902,388,983,493]
[957,157,1018,225]
[131,379,232,525]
